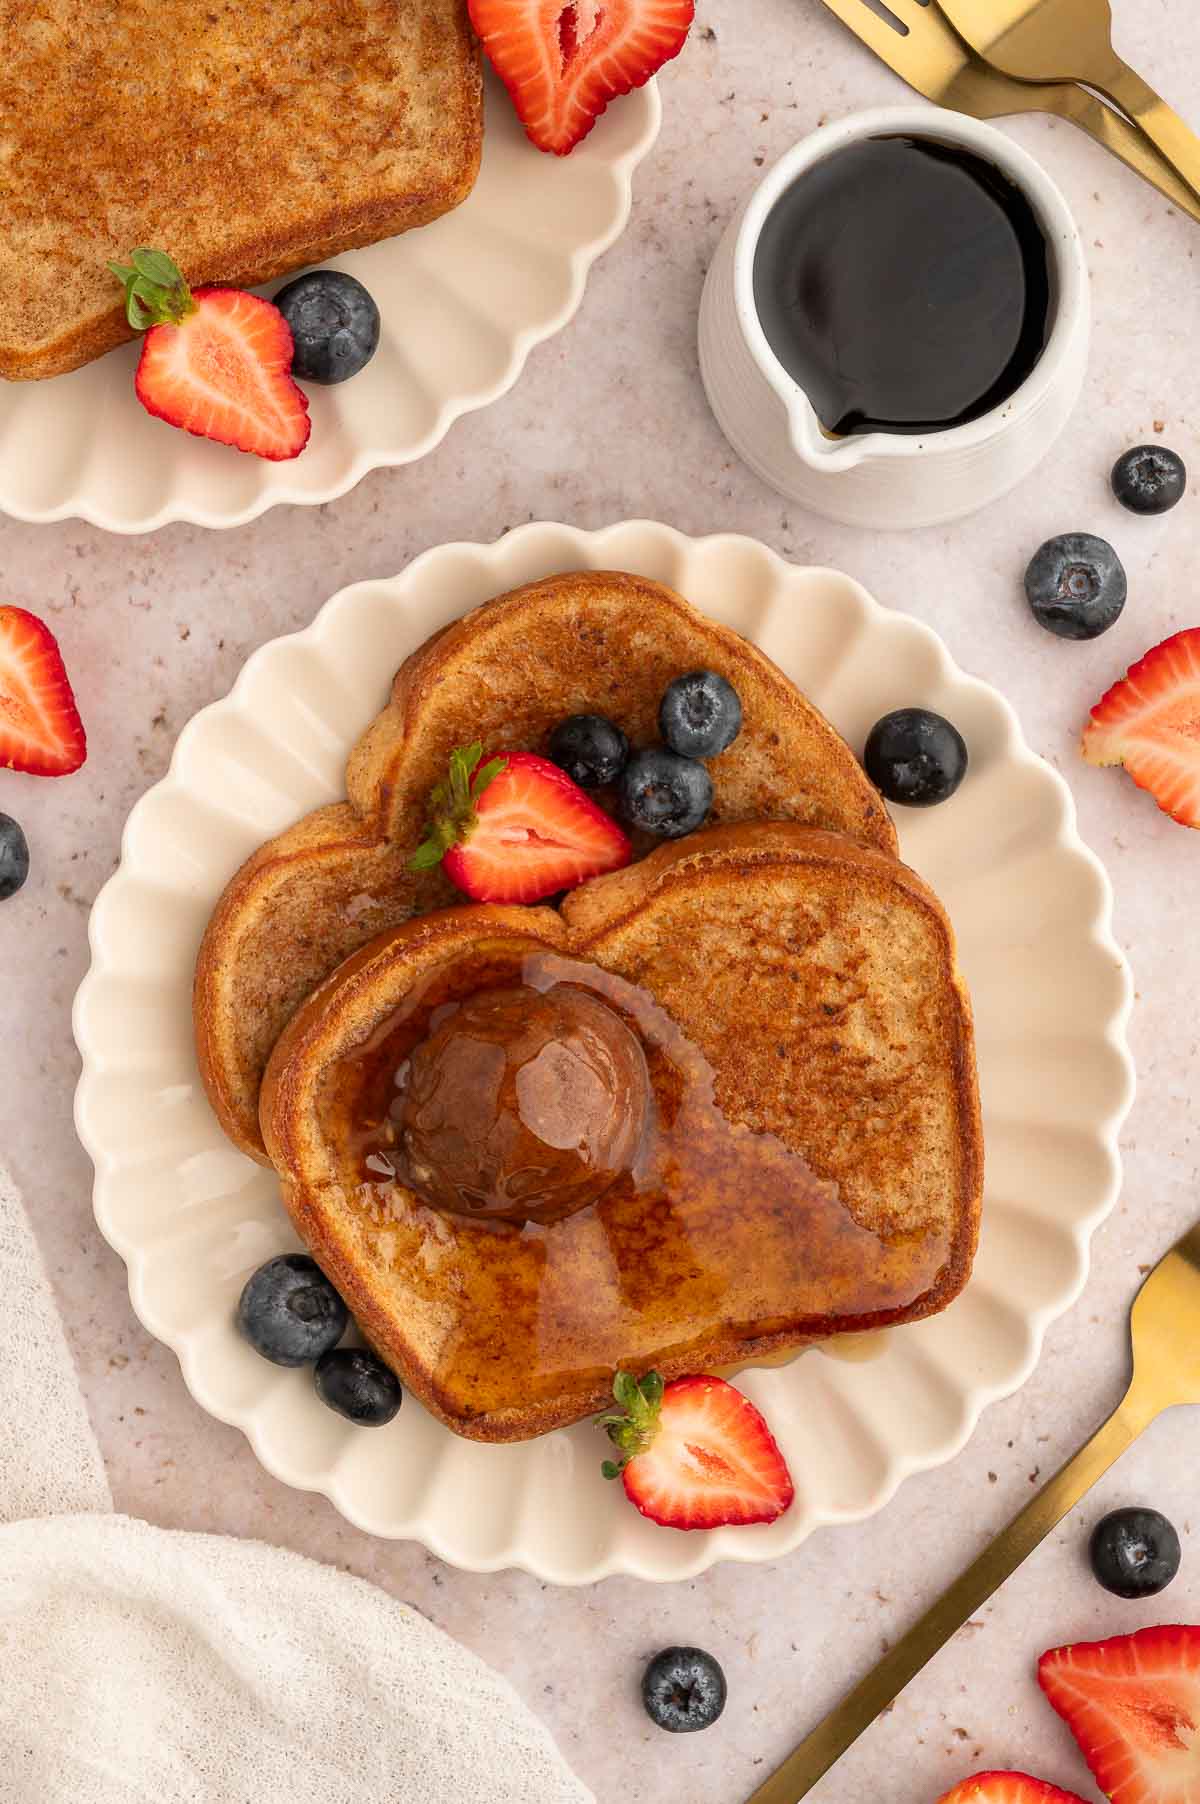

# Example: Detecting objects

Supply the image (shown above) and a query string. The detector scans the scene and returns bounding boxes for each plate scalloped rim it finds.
[74,520,1135,1583]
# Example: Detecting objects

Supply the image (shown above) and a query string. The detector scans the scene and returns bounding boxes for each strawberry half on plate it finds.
[1082,627,1200,828]
[597,1371,795,1530]
[410,742,631,902]
[938,1776,1091,1804]
[0,607,86,777]
[469,0,694,154]
[1039,1625,1200,1804]
[109,248,311,461]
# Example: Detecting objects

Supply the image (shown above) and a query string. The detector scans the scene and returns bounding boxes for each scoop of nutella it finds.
[397,983,650,1226]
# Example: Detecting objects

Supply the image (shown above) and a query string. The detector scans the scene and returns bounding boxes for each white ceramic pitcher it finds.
[698,107,1090,530]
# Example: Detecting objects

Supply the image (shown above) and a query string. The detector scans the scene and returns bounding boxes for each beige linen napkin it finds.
[0,1165,592,1804]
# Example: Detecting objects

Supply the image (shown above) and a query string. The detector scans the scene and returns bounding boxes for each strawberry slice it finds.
[0,607,86,777]
[410,741,631,902]
[937,1777,1090,1804]
[1039,1625,1200,1804]
[469,0,694,155]
[1082,627,1200,828]
[597,1371,795,1531]
[110,249,310,460]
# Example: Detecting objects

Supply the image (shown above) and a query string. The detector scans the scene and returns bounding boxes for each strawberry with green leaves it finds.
[410,741,631,903]
[109,248,310,460]
[597,1371,794,1531]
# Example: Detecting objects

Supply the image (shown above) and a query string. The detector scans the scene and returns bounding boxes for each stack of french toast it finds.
[194,571,982,1442]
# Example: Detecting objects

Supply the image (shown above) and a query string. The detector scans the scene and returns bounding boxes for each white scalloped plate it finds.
[0,78,658,535]
[74,522,1135,1583]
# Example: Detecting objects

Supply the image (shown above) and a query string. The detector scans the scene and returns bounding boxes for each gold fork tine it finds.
[744,1220,1200,1804]
[933,0,1200,207]
[815,0,1200,220]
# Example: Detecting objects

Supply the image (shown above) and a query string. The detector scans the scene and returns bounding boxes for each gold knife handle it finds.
[1098,59,1200,208]
[745,1384,1158,1804]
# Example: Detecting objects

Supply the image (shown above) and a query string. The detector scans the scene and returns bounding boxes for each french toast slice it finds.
[0,0,482,380]
[196,571,899,1162]
[261,823,982,1443]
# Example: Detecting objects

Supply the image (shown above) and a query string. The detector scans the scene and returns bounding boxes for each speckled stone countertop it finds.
[2,4,1199,1801]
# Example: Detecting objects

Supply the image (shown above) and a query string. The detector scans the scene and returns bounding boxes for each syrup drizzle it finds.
[319,951,949,1422]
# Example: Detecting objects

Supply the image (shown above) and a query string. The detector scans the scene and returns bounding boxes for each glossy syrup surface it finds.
[753,135,1052,437]
[319,950,950,1423]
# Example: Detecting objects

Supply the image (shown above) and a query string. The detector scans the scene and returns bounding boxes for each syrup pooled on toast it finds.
[320,951,950,1425]
[753,135,1052,438]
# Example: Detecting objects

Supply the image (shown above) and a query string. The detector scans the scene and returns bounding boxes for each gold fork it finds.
[935,0,1200,207]
[815,0,1200,221]
[745,1217,1200,1804]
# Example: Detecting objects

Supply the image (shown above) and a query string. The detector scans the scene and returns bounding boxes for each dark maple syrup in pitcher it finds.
[752,135,1052,437]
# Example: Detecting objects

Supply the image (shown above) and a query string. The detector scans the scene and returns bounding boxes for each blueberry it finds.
[1090,1506,1181,1599]
[236,1254,348,1366]
[314,1347,402,1426]
[548,714,629,788]
[642,1647,727,1733]
[863,709,967,807]
[1112,445,1187,516]
[618,746,713,838]
[274,270,380,384]
[0,814,29,900]
[1024,532,1127,639]
[659,670,743,759]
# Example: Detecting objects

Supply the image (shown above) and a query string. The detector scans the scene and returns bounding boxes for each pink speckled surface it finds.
[3,4,1200,1801]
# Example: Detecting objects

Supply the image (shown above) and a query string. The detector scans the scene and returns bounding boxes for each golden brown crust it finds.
[261,824,983,1442]
[1,0,483,380]
[196,571,899,1161]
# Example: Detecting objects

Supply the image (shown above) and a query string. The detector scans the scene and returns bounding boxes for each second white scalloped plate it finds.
[74,522,1134,1583]
[0,78,658,534]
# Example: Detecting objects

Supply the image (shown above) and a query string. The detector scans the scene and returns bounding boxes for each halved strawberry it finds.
[469,0,694,155]
[1039,1625,1200,1804]
[1082,627,1200,827]
[110,249,310,460]
[0,607,86,777]
[597,1371,794,1531]
[410,741,631,902]
[937,1777,1090,1804]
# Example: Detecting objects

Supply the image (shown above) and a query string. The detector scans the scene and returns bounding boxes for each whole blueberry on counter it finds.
[642,1647,727,1732]
[1024,532,1127,639]
[1111,445,1187,516]
[863,708,967,807]
[274,270,380,384]
[1090,1506,1181,1598]
[236,1254,348,1366]
[0,813,30,900]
